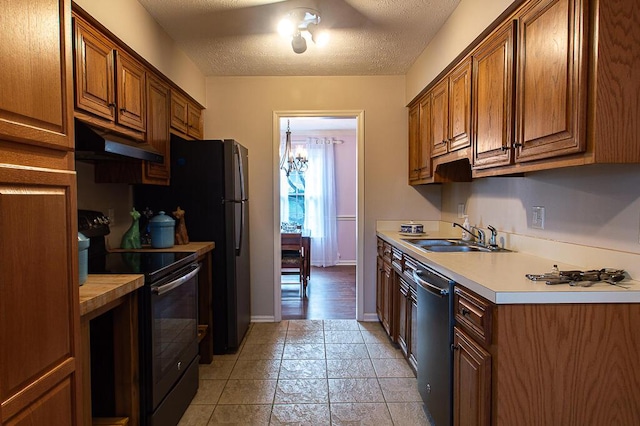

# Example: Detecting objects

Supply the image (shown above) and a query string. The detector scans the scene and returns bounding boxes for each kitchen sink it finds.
[402,238,510,253]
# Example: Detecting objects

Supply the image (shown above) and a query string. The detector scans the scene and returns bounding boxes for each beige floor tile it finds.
[360,329,392,344]
[324,319,361,331]
[218,379,277,404]
[283,343,325,360]
[208,404,272,425]
[326,359,376,379]
[366,343,405,359]
[191,379,226,405]
[358,321,385,332]
[378,377,422,402]
[285,329,325,344]
[325,343,369,360]
[371,358,415,378]
[238,343,284,360]
[288,319,324,331]
[279,359,327,379]
[230,359,281,380]
[329,402,393,425]
[245,329,287,345]
[324,330,365,344]
[251,321,289,332]
[386,402,431,425]
[270,403,331,425]
[328,378,384,403]
[177,404,214,426]
[212,351,240,362]
[275,378,329,404]
[199,359,237,380]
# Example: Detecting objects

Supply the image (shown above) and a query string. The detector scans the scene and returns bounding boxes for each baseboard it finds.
[336,260,356,266]
[251,315,276,323]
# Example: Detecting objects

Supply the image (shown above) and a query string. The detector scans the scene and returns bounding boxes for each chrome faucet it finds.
[487,225,498,247]
[452,222,485,246]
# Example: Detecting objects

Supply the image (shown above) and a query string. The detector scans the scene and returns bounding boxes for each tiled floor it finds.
[178,319,431,425]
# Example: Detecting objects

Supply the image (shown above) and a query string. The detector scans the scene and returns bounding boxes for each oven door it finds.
[143,262,200,411]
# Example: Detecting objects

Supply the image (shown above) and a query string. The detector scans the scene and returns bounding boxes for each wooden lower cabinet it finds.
[375,239,394,339]
[453,327,491,426]
[408,285,418,371]
[454,285,640,425]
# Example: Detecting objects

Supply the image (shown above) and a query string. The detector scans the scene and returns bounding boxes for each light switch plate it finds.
[532,206,545,229]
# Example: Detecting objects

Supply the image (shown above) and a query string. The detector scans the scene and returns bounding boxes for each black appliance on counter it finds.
[134,136,251,354]
[413,264,455,426]
[79,210,201,426]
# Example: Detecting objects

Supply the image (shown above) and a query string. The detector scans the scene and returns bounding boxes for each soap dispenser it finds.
[461,216,471,241]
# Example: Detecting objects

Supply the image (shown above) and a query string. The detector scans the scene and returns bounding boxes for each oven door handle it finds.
[152,264,201,296]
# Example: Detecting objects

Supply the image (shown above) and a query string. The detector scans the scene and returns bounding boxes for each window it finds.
[283,170,305,227]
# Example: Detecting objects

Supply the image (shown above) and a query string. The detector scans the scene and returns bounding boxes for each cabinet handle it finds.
[440,140,448,146]
[512,142,523,149]
[451,344,459,351]
[108,103,116,108]
[120,107,127,113]
[461,307,471,316]
[500,145,510,151]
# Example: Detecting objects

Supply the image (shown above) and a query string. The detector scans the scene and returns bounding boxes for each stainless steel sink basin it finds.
[402,238,510,253]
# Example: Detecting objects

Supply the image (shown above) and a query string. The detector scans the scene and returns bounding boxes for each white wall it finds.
[73,0,206,105]
[204,76,442,319]
[405,0,516,103]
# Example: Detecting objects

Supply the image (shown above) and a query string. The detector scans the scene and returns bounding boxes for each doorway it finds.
[272,111,364,322]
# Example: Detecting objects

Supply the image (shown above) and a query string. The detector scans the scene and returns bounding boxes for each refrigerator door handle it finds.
[235,144,246,202]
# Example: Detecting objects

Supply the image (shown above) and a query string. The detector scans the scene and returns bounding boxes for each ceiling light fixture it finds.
[277,8,329,54]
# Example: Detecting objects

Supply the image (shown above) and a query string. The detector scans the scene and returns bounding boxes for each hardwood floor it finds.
[282,265,356,320]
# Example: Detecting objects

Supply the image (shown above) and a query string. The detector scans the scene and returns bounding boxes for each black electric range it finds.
[91,251,197,284]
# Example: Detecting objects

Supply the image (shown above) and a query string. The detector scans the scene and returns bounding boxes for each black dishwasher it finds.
[413,265,455,426]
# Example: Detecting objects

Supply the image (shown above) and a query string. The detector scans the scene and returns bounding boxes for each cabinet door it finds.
[408,103,421,183]
[116,50,146,132]
[187,102,203,138]
[144,75,171,183]
[448,58,472,152]
[0,166,80,425]
[74,16,116,122]
[472,21,516,169]
[0,0,74,150]
[514,0,586,162]
[430,79,449,157]
[381,261,393,337]
[376,255,384,321]
[418,95,432,179]
[170,90,189,134]
[453,327,491,426]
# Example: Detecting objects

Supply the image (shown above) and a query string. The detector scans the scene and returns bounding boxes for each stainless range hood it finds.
[74,120,163,163]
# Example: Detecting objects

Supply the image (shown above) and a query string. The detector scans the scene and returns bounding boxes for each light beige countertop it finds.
[109,241,215,257]
[377,228,640,304]
[79,274,145,317]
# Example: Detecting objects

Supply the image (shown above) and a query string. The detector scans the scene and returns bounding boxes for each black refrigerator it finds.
[134,135,251,354]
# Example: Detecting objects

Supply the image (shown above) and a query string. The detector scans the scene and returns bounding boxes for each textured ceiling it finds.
[137,0,461,76]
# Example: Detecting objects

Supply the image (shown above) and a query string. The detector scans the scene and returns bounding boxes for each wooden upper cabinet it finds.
[472,20,516,169]
[171,90,203,139]
[429,57,472,159]
[144,75,171,184]
[514,0,586,162]
[408,103,421,183]
[0,0,74,150]
[448,58,472,152]
[116,51,146,132]
[73,15,146,133]
[418,95,432,179]
[430,78,449,157]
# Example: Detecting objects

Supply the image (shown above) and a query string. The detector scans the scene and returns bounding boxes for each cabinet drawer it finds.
[391,247,403,273]
[403,254,418,283]
[454,286,492,346]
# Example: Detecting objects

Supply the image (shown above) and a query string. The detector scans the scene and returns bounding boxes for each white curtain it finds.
[304,140,338,267]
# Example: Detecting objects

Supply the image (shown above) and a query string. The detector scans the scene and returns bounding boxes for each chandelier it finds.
[277,8,329,54]
[280,120,308,176]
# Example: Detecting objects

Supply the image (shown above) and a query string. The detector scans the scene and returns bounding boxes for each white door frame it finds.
[272,110,365,322]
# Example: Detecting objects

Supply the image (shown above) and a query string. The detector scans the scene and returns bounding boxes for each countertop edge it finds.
[79,274,145,317]
[109,241,215,257]
[377,230,640,305]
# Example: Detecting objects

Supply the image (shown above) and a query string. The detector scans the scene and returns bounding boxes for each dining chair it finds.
[281,233,308,296]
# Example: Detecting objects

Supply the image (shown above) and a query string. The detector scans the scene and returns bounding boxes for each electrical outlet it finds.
[458,203,465,218]
[532,206,545,229]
